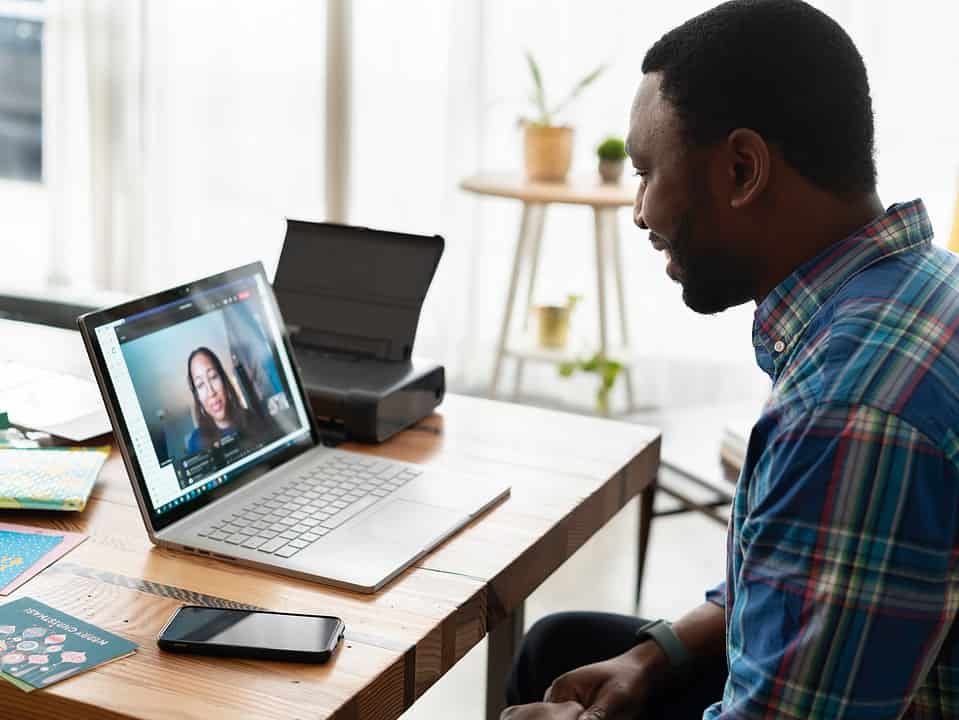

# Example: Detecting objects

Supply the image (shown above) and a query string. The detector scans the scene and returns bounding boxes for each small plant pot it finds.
[524,125,573,182]
[537,305,571,349]
[598,158,624,184]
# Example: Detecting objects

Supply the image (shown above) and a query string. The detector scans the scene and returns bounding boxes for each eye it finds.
[633,169,648,181]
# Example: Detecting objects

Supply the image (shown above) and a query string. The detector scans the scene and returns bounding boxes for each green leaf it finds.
[549,63,606,118]
[525,51,549,124]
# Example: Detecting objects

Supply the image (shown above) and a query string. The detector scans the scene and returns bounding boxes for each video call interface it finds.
[99,275,312,515]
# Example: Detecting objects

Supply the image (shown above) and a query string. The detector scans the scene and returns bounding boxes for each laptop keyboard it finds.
[197,454,422,559]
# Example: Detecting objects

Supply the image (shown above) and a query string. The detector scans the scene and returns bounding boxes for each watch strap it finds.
[635,619,691,672]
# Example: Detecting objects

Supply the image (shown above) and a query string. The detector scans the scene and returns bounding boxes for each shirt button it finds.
[773,340,786,353]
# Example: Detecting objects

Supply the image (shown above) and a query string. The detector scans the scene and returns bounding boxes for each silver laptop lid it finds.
[78,263,320,535]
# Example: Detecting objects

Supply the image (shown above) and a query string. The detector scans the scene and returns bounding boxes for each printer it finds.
[272,220,446,444]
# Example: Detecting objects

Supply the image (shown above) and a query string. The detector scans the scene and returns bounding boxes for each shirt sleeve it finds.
[706,580,726,609]
[716,403,959,719]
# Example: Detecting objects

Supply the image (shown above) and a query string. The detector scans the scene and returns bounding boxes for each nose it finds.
[634,186,648,230]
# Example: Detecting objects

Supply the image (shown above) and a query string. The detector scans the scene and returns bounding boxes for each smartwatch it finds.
[634,619,691,674]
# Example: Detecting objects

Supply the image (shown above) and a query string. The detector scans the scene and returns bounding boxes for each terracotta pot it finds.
[524,125,573,182]
[598,158,624,184]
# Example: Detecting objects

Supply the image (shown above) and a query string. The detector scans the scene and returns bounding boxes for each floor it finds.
[399,485,728,719]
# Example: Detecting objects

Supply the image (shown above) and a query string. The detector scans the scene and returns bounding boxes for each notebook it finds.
[0,447,109,511]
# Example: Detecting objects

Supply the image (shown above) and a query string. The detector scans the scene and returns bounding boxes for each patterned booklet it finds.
[0,597,137,692]
[0,523,87,596]
[0,447,109,511]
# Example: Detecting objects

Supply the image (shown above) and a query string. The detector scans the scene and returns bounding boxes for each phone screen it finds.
[160,606,343,654]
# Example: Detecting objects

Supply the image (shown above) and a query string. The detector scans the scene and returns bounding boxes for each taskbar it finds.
[153,434,305,516]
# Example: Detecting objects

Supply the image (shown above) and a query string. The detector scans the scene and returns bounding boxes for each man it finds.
[502,1,959,719]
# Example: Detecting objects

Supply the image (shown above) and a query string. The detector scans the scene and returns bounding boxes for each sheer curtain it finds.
[4,1,330,298]
[136,1,328,292]
[349,0,959,409]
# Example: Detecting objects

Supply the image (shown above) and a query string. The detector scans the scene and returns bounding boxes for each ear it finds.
[726,128,770,209]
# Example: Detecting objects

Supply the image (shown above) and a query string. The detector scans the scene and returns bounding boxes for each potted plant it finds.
[522,52,605,182]
[596,136,627,184]
[535,294,581,349]
[558,352,624,416]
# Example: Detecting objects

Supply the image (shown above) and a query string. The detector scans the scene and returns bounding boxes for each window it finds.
[0,2,43,182]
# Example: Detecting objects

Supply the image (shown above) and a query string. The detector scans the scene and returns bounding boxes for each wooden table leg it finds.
[636,477,657,610]
[486,601,526,720]
[609,211,636,411]
[514,205,547,400]
[491,204,533,398]
[593,207,610,417]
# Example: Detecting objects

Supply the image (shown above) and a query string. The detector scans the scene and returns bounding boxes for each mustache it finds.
[649,232,670,249]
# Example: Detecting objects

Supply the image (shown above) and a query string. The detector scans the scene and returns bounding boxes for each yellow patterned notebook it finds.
[0,447,109,511]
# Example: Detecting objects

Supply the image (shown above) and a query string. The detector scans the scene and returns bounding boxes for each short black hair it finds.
[642,0,876,194]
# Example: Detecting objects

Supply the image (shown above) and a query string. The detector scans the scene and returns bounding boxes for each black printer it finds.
[273,220,445,444]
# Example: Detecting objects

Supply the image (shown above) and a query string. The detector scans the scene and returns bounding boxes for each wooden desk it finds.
[0,390,659,719]
[460,174,639,414]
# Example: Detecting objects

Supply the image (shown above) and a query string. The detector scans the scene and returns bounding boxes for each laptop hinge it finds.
[315,418,348,447]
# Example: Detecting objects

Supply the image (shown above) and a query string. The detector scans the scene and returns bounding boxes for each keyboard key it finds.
[289,539,310,549]
[280,517,298,526]
[331,500,349,510]
[269,523,287,532]
[275,545,301,558]
[280,530,299,540]
[258,537,287,553]
[302,532,321,543]
[377,465,403,480]
[225,533,251,544]
[320,495,378,530]
[291,511,308,520]
[372,489,389,497]
[251,521,269,530]
[209,530,229,541]
[302,518,319,528]
[242,537,268,549]
[292,523,310,533]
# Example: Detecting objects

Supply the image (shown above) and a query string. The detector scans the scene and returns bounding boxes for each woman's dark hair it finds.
[187,347,249,447]
[642,0,876,194]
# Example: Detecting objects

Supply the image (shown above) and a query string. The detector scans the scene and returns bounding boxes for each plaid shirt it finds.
[704,200,959,720]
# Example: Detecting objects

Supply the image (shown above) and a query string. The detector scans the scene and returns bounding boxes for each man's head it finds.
[627,0,877,314]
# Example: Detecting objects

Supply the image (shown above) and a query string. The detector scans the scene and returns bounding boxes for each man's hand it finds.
[543,648,653,720]
[500,701,584,720]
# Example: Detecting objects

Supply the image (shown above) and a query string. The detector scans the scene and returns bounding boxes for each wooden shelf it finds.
[504,337,635,366]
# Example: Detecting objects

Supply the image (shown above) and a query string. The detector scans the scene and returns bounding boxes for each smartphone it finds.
[157,605,345,663]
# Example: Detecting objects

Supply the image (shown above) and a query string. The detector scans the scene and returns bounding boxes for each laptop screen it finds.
[89,268,314,519]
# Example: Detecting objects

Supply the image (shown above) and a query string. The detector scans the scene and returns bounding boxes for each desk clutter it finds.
[0,597,136,692]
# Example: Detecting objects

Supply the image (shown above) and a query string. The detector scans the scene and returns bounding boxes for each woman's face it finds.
[190,353,229,426]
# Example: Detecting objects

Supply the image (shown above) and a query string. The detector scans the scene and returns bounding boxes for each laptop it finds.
[78,262,510,593]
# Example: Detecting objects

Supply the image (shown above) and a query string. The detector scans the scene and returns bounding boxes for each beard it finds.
[663,210,754,315]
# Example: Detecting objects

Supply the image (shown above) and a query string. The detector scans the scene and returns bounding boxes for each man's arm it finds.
[718,403,959,719]
[534,600,726,720]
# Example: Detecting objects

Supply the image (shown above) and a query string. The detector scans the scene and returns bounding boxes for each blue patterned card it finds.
[0,532,63,592]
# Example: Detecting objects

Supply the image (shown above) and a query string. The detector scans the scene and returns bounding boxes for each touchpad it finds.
[352,499,463,545]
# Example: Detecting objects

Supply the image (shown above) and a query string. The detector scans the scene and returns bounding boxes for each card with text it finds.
[0,597,136,691]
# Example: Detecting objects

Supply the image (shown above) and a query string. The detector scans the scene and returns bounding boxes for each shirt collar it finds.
[752,199,933,379]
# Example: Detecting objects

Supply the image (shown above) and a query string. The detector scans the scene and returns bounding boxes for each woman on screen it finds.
[185,347,259,453]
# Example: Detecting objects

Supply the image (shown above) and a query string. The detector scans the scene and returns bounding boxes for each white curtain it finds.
[348,0,959,409]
